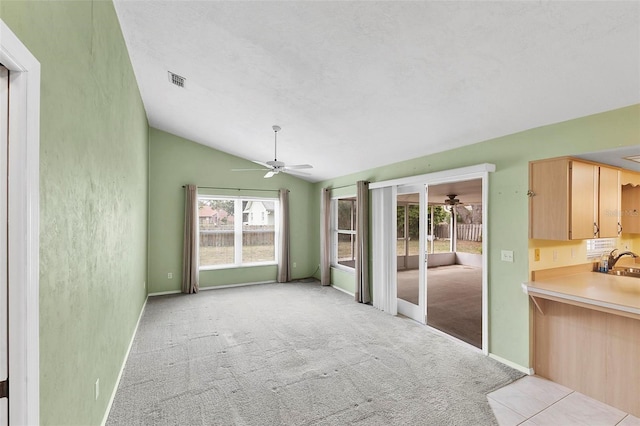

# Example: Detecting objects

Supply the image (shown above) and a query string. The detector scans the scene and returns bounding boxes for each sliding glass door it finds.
[396,185,426,323]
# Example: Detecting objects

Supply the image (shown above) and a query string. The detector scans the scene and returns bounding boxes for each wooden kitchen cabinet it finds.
[529,157,621,240]
[621,170,640,186]
[598,165,621,238]
[525,268,640,417]
[621,184,640,234]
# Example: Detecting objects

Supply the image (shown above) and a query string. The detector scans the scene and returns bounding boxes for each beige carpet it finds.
[106,281,520,425]
[397,265,482,348]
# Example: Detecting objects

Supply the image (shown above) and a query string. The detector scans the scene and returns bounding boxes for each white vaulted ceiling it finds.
[113,1,640,182]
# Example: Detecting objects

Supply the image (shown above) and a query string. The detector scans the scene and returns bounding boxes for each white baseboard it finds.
[147,289,181,297]
[199,280,275,291]
[101,295,148,426]
[331,284,355,297]
[148,280,276,297]
[489,353,534,375]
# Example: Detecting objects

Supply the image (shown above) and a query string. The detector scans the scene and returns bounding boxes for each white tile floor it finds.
[488,376,640,426]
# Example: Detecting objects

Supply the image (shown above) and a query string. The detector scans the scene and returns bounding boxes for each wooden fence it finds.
[434,223,482,242]
[200,226,274,247]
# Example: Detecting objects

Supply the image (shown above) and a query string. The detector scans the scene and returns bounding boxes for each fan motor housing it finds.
[267,160,285,168]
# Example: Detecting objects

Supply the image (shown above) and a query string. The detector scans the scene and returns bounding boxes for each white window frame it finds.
[198,195,279,270]
[332,195,357,272]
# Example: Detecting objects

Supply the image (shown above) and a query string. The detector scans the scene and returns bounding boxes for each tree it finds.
[432,205,449,224]
[337,199,356,230]
[456,204,482,224]
[397,204,450,239]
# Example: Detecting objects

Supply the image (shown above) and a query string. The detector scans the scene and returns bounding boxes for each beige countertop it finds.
[523,271,640,316]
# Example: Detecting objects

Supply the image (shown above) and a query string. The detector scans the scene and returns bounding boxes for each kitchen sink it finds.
[608,267,640,278]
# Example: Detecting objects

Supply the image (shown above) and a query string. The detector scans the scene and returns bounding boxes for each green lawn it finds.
[398,239,481,255]
[338,238,481,262]
[200,245,274,266]
[201,238,481,266]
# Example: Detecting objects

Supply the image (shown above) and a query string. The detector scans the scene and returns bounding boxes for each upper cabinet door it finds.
[529,158,624,241]
[598,166,621,238]
[529,158,571,240]
[570,161,598,240]
[621,184,640,234]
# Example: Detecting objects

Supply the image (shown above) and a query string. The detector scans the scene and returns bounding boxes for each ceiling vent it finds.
[168,71,186,88]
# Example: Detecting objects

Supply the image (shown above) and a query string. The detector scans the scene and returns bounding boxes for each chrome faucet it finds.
[608,249,639,269]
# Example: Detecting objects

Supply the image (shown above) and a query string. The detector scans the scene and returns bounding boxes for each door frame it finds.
[395,184,426,324]
[370,163,494,355]
[0,19,41,425]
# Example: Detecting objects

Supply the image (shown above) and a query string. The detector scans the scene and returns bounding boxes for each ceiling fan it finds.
[444,194,461,206]
[232,125,313,178]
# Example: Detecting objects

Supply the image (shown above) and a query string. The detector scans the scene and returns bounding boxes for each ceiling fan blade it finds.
[282,169,311,176]
[231,168,270,172]
[285,164,313,170]
[251,160,272,168]
[264,171,276,178]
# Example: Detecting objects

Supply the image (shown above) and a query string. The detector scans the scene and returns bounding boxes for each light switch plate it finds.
[501,250,514,262]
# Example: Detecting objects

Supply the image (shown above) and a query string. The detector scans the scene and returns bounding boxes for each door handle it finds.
[593,222,599,237]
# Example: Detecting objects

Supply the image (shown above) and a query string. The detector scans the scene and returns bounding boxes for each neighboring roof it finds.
[199,205,214,217]
[243,201,275,213]
[199,206,230,219]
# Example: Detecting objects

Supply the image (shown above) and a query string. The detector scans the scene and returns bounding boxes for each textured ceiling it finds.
[113,1,640,182]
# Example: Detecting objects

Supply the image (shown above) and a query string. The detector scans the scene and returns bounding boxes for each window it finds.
[198,196,278,268]
[333,197,356,269]
[586,238,616,260]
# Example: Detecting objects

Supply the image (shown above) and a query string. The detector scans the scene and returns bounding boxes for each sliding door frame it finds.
[370,163,494,355]
[395,184,426,324]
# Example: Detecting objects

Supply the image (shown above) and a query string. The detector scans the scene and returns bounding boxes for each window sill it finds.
[331,264,356,274]
[200,262,277,271]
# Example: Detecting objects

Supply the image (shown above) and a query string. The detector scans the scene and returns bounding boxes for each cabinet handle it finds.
[618,222,623,235]
[594,222,599,237]
[527,190,535,197]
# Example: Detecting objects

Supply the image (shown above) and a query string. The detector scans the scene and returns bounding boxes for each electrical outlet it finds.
[167,272,173,279]
[95,379,100,401]
[293,262,297,268]
[501,250,514,262]
[571,248,575,258]
[143,281,146,289]
[534,248,540,262]
[553,250,558,262]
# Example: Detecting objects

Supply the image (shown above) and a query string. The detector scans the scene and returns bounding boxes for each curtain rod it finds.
[183,185,279,192]
[327,183,357,190]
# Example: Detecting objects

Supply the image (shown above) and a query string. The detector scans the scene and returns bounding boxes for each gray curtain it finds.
[355,181,371,303]
[182,184,199,294]
[320,188,331,286]
[277,188,291,283]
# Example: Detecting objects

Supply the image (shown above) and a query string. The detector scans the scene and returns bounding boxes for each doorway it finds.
[371,164,492,354]
[1,18,42,425]
[426,179,483,349]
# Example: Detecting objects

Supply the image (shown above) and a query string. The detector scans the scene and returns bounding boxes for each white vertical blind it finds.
[371,186,397,315]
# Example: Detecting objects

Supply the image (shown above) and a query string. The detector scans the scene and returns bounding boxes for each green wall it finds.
[1,2,149,425]
[315,104,640,368]
[331,268,356,294]
[148,128,316,293]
